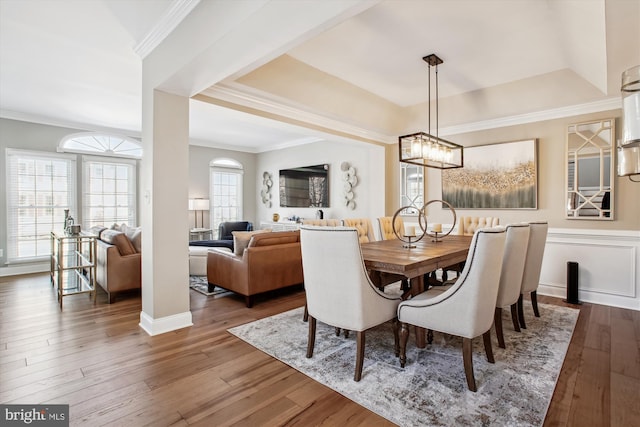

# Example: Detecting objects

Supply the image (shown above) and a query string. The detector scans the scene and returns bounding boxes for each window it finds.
[210,159,243,238]
[6,149,76,262]
[83,156,136,228]
[60,133,142,159]
[400,163,424,214]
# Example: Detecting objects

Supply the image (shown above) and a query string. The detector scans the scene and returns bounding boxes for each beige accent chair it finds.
[458,217,500,235]
[494,223,530,348]
[377,216,405,240]
[518,221,549,329]
[301,219,342,226]
[342,218,376,243]
[397,227,507,392]
[300,225,402,381]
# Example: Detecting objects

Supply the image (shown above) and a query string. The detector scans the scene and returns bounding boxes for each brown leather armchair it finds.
[207,230,303,307]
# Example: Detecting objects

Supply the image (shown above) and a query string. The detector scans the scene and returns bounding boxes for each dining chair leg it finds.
[531,290,540,317]
[494,308,505,349]
[303,303,308,322]
[335,327,341,336]
[355,331,365,382]
[510,303,521,332]
[306,316,316,358]
[399,322,410,368]
[483,330,495,363]
[392,318,400,357]
[462,338,477,392]
[517,294,527,329]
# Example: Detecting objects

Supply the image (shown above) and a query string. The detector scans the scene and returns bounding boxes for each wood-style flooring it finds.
[1,273,638,426]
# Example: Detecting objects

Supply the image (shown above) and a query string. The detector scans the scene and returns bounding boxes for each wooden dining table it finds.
[361,234,473,348]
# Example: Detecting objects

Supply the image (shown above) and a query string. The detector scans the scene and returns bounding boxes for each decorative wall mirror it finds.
[400,162,424,215]
[566,118,615,220]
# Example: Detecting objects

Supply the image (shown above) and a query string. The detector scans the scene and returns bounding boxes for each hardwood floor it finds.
[1,273,638,426]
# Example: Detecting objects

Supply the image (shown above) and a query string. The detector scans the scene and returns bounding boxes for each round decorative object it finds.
[340,161,350,171]
[420,199,457,239]
[266,201,272,208]
[262,171,273,207]
[345,191,354,200]
[348,175,358,186]
[263,171,270,179]
[392,206,428,245]
[343,182,352,192]
[348,166,356,176]
[265,178,272,187]
[347,200,356,210]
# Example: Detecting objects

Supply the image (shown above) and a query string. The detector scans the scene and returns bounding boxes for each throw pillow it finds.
[232,229,271,256]
[101,230,137,256]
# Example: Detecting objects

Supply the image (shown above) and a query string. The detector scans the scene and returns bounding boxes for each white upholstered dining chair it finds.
[397,227,507,392]
[494,223,530,348]
[518,221,548,329]
[300,225,402,381]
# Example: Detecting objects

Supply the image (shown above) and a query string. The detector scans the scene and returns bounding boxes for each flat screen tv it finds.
[279,164,329,208]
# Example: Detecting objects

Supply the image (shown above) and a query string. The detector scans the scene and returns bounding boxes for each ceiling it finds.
[1,0,637,152]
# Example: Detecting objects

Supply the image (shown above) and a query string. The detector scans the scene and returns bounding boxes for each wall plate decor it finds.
[442,139,538,209]
[341,162,359,210]
[261,172,273,208]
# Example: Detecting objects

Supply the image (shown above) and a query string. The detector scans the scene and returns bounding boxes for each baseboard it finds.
[139,310,193,336]
[0,262,49,277]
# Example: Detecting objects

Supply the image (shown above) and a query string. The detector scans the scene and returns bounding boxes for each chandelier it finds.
[399,54,463,169]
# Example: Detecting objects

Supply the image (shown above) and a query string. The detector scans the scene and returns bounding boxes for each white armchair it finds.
[300,225,402,381]
[494,223,530,348]
[518,221,549,329]
[397,227,506,392]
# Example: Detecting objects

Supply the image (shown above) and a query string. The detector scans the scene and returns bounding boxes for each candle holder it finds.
[420,199,457,241]
[391,206,427,249]
[402,234,417,248]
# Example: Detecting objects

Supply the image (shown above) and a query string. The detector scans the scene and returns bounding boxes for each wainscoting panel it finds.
[539,229,639,310]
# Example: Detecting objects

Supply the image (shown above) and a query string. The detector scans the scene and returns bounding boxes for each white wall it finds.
[256,139,385,235]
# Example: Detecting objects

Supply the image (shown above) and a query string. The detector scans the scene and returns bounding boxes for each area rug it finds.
[228,303,579,426]
[189,275,231,297]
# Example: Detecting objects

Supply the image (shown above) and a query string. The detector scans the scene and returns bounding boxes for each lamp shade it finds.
[188,199,209,210]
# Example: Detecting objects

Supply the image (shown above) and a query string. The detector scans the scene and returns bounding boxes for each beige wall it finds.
[385,109,639,231]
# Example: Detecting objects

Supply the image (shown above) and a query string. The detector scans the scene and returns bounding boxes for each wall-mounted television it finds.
[279,164,329,207]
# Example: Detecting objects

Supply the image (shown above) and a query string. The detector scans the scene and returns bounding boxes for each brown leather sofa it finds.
[90,226,141,303]
[207,230,303,307]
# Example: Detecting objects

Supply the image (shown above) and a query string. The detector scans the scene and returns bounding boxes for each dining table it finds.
[361,234,473,348]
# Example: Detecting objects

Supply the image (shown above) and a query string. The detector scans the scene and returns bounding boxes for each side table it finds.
[190,228,213,241]
[50,231,97,309]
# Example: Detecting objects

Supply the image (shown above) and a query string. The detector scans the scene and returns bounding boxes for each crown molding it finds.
[200,84,623,145]
[133,0,201,59]
[438,97,622,137]
[198,83,396,145]
[0,109,141,138]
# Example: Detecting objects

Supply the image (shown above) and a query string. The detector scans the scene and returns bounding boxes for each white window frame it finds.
[5,148,77,263]
[209,158,244,238]
[82,155,137,229]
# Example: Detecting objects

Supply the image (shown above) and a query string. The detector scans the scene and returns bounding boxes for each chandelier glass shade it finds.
[399,54,463,169]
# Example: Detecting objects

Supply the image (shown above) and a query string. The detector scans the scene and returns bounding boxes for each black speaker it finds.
[564,261,581,304]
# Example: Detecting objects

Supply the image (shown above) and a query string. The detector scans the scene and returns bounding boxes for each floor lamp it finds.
[188,198,209,229]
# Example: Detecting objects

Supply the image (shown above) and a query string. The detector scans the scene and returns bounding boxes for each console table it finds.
[50,231,97,309]
[260,221,300,232]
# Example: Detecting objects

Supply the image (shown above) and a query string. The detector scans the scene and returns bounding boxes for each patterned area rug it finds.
[228,303,579,426]
[189,275,231,297]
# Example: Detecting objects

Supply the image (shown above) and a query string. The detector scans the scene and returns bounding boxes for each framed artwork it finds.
[442,139,538,209]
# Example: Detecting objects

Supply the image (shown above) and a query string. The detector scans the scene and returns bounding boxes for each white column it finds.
[139,88,192,335]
